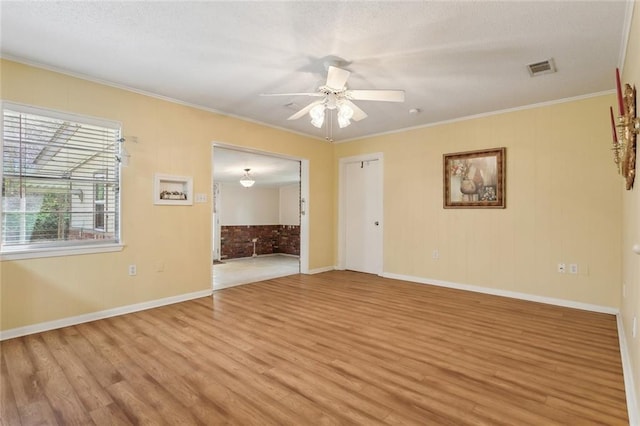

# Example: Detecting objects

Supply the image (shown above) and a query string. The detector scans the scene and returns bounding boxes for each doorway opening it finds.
[212,144,309,290]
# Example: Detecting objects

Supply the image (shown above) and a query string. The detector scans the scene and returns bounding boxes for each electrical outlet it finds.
[569,264,578,274]
[128,264,137,276]
[633,316,637,339]
[195,193,207,203]
[432,249,439,260]
[557,263,566,273]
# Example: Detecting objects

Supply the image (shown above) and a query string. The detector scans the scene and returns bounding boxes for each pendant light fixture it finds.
[239,168,255,187]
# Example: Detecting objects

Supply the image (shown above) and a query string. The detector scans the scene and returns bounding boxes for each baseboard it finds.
[617,314,639,425]
[0,289,213,341]
[221,253,300,261]
[381,272,619,315]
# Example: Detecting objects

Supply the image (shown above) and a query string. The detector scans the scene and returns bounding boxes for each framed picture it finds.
[443,147,506,209]
[154,173,193,205]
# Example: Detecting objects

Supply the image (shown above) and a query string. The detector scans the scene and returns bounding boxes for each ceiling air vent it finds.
[527,58,556,77]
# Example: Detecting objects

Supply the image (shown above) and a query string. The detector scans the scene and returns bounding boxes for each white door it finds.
[344,158,382,274]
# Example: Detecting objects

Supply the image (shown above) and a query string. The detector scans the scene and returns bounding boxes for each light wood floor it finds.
[1,271,629,425]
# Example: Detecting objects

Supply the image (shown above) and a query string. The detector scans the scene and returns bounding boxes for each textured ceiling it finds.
[0,1,631,148]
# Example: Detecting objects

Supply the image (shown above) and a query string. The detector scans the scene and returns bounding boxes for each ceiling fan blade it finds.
[347,89,405,102]
[326,66,350,90]
[260,92,324,97]
[342,100,368,121]
[287,99,325,120]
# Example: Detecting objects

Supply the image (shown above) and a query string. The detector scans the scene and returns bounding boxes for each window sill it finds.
[1,243,124,261]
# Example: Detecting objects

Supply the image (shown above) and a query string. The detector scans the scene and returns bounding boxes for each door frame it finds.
[210,142,310,285]
[337,152,384,274]
[212,182,222,261]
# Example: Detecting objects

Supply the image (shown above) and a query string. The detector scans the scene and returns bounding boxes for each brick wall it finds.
[220,225,300,259]
[278,225,300,256]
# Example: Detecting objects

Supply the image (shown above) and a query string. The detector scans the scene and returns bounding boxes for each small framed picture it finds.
[443,147,506,209]
[154,174,193,205]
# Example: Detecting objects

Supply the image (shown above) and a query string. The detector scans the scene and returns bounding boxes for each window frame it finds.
[0,101,124,260]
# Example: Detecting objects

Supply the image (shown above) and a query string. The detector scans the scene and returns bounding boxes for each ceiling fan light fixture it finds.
[311,116,324,128]
[337,115,351,128]
[309,104,326,128]
[239,168,255,187]
[265,65,403,139]
[336,102,353,128]
[337,102,354,120]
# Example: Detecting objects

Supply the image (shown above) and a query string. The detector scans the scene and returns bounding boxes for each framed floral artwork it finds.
[443,147,506,209]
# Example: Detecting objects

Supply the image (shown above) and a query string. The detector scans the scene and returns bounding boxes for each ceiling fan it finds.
[261,66,405,130]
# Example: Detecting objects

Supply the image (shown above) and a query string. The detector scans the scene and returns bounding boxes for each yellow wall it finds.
[0,59,335,331]
[2,28,638,413]
[2,12,638,416]
[0,47,632,389]
[335,95,622,308]
[621,0,640,412]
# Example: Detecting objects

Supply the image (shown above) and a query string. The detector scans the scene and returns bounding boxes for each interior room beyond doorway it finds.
[212,146,302,290]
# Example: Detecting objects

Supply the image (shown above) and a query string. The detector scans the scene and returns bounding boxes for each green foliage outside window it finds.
[31,192,70,242]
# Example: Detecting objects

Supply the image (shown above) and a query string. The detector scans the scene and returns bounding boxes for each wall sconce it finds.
[610,68,638,190]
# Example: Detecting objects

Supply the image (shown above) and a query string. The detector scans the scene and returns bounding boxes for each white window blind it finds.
[1,104,121,252]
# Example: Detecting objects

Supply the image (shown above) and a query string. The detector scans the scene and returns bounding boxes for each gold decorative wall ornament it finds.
[610,68,638,190]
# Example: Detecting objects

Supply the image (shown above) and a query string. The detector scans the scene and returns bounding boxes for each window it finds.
[1,103,121,254]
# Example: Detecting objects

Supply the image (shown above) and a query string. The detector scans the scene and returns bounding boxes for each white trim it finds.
[334,90,616,144]
[1,243,123,261]
[1,101,123,261]
[619,0,635,71]
[307,265,335,274]
[221,253,300,262]
[617,314,639,425]
[212,141,306,163]
[2,100,121,130]
[299,159,310,274]
[4,57,617,147]
[210,142,310,288]
[338,153,384,273]
[0,289,212,341]
[381,272,619,314]
[0,55,325,143]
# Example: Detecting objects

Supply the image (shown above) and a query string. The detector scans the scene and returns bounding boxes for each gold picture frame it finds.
[443,147,506,209]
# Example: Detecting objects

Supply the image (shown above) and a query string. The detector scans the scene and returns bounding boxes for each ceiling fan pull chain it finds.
[326,111,334,142]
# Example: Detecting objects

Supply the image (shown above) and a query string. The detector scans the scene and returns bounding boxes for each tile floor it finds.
[212,254,300,290]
